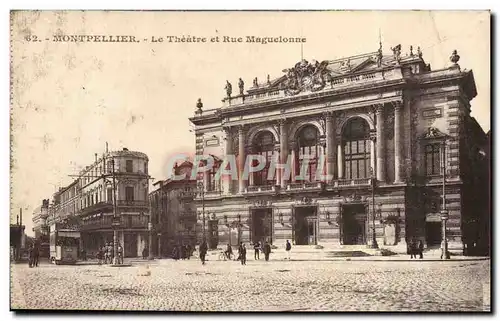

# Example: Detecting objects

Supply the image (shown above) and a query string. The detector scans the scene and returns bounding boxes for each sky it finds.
[10,11,490,236]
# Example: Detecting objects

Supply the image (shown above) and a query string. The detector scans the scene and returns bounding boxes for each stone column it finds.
[393,101,403,183]
[375,104,386,182]
[290,142,297,183]
[279,119,288,188]
[337,143,344,179]
[370,131,376,175]
[275,145,281,186]
[325,112,337,181]
[238,126,246,193]
[223,127,232,195]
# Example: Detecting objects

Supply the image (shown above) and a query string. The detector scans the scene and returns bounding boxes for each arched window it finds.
[253,131,275,186]
[342,118,370,179]
[296,125,323,182]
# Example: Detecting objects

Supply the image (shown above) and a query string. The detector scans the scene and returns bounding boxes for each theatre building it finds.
[189,45,488,254]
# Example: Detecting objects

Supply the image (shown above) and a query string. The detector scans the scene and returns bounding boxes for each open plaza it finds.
[10,251,490,312]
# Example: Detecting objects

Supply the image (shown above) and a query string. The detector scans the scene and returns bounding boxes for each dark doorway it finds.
[425,221,442,247]
[342,204,367,245]
[207,220,219,249]
[124,233,138,258]
[251,208,273,244]
[294,206,318,245]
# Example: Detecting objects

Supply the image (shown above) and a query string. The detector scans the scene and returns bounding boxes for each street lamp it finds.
[109,158,121,266]
[441,140,450,260]
[197,181,206,241]
[369,167,379,249]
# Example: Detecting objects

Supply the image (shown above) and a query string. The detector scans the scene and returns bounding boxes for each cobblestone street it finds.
[10,257,490,312]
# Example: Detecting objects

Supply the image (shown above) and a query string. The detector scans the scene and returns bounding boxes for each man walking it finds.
[418,240,424,259]
[117,244,124,264]
[33,242,40,267]
[285,240,292,260]
[263,241,271,262]
[27,244,34,268]
[253,241,260,260]
[240,243,247,265]
[199,240,208,265]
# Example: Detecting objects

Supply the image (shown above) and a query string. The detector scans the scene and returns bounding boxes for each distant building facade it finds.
[149,161,197,257]
[189,46,489,255]
[36,148,150,258]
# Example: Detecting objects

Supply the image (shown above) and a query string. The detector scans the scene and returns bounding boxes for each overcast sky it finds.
[10,11,490,235]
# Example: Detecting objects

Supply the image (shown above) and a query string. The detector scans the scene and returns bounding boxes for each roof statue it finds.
[238,78,244,95]
[224,80,232,98]
[417,46,423,58]
[450,49,460,65]
[195,98,203,114]
[253,77,258,88]
[391,44,402,63]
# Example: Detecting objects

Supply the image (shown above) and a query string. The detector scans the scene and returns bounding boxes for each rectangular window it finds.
[125,186,134,201]
[126,160,133,173]
[425,144,441,176]
[107,188,113,203]
[144,162,148,174]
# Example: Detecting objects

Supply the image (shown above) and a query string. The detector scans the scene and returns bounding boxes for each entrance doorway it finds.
[207,220,219,249]
[425,221,442,247]
[293,206,318,245]
[251,208,273,244]
[342,204,367,245]
[124,233,138,258]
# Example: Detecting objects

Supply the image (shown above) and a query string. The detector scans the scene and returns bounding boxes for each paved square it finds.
[10,257,490,311]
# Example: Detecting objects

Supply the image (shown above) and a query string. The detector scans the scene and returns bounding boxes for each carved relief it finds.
[282,59,330,96]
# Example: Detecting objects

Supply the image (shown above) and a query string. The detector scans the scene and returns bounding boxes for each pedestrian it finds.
[27,244,34,268]
[33,243,40,267]
[117,244,124,264]
[142,247,148,260]
[102,244,109,264]
[186,244,192,260]
[172,246,178,260]
[180,244,186,260]
[199,240,208,265]
[97,247,104,265]
[285,240,292,260]
[240,244,247,265]
[237,242,244,262]
[254,241,260,260]
[418,240,424,259]
[263,241,271,261]
[409,239,417,259]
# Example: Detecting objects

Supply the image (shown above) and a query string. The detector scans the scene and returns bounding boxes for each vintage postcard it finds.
[9,10,491,312]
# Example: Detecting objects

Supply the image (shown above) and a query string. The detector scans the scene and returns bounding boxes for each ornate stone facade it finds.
[189,47,488,255]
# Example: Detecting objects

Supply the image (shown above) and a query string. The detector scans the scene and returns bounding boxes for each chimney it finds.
[20,208,22,226]
[95,153,98,162]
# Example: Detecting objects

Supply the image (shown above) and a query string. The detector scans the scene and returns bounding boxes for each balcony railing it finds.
[116,200,148,207]
[245,185,278,193]
[332,178,372,187]
[286,182,325,191]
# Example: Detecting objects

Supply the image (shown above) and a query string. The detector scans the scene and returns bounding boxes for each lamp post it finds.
[369,167,379,249]
[110,158,120,266]
[197,182,206,241]
[148,221,153,260]
[441,140,450,260]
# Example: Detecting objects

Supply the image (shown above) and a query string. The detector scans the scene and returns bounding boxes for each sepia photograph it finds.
[9,10,491,312]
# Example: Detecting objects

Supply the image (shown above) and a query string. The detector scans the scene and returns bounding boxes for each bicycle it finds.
[218,251,233,261]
